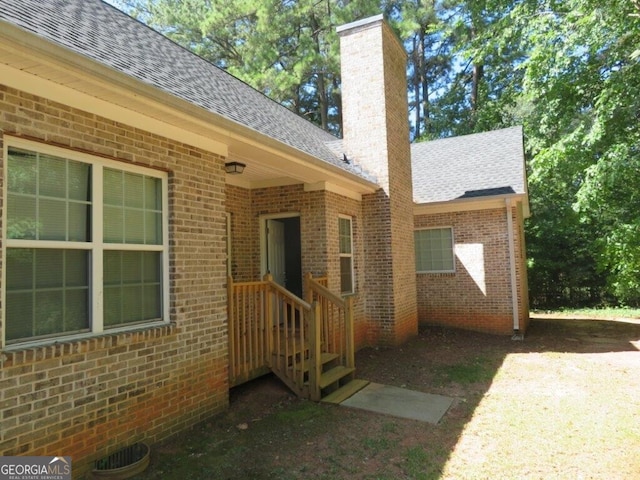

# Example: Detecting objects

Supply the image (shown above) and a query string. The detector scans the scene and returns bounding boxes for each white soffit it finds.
[304,181,362,201]
[0,42,228,156]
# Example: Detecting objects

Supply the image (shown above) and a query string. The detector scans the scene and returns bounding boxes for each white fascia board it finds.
[226,178,364,201]
[0,62,229,157]
[226,176,300,190]
[413,193,527,216]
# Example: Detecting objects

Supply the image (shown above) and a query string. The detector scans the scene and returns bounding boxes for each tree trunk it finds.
[471,63,483,112]
[413,37,422,139]
[419,28,430,137]
[310,14,329,131]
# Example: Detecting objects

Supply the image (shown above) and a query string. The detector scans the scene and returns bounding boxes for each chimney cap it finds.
[336,14,384,35]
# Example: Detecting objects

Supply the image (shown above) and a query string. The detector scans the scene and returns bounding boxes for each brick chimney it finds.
[337,15,417,345]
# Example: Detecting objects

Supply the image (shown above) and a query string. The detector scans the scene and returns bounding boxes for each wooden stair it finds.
[271,347,365,402]
[321,378,369,404]
[254,272,359,403]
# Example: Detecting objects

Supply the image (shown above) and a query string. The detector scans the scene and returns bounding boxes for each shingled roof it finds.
[0,0,374,180]
[411,126,526,204]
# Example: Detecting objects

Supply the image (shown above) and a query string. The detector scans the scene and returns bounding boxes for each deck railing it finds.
[228,275,318,397]
[228,273,354,400]
[227,276,272,386]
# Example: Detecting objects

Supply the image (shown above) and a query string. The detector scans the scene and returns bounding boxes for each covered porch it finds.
[222,146,375,399]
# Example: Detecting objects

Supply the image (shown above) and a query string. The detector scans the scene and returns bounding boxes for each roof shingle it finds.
[411,126,526,204]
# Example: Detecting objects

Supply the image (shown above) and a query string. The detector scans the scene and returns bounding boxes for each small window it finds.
[415,227,455,273]
[4,140,168,346]
[338,216,354,294]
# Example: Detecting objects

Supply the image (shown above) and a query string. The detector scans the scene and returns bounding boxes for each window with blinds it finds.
[4,142,168,345]
[414,227,455,273]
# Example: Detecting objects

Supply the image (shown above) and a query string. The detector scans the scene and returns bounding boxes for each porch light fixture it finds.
[225,161,246,174]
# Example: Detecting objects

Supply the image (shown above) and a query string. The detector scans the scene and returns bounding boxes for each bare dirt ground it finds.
[137,316,640,480]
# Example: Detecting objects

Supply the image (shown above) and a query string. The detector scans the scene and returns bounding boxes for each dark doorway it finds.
[265,216,302,298]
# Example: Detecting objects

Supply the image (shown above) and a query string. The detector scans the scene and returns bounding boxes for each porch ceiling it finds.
[224,144,358,191]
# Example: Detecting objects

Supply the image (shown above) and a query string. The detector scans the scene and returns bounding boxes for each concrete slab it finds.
[340,382,453,424]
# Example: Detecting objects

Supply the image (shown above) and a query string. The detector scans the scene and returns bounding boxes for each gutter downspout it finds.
[505,198,522,339]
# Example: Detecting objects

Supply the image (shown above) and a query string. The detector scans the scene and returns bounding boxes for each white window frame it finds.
[415,226,455,273]
[338,215,355,295]
[2,137,170,349]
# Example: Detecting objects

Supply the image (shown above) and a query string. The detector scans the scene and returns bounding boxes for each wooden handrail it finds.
[307,302,322,401]
[228,274,321,397]
[306,278,345,307]
[265,274,312,311]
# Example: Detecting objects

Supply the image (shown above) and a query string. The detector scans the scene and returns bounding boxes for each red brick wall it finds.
[0,86,228,477]
[415,206,529,335]
[323,192,368,349]
[225,185,254,282]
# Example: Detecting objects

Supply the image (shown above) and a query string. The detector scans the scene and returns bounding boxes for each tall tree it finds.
[488,0,640,306]
[113,0,382,134]
[390,0,442,139]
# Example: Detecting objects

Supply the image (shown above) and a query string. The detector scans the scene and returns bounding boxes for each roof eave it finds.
[0,19,379,195]
[414,192,530,217]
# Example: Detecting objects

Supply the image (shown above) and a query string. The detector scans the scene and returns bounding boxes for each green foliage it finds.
[518,0,640,306]
[400,0,640,307]
[551,306,640,319]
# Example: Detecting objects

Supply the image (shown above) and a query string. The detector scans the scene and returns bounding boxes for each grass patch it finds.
[435,356,494,385]
[271,400,325,424]
[404,446,441,480]
[381,421,398,434]
[361,436,395,455]
[140,320,640,480]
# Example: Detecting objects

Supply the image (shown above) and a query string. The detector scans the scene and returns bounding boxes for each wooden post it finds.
[265,274,274,368]
[227,275,235,383]
[304,272,313,304]
[308,302,322,401]
[345,296,355,369]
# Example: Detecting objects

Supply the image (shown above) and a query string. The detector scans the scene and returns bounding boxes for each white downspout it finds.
[505,198,521,337]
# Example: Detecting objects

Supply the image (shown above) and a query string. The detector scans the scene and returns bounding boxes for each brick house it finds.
[0,1,528,476]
